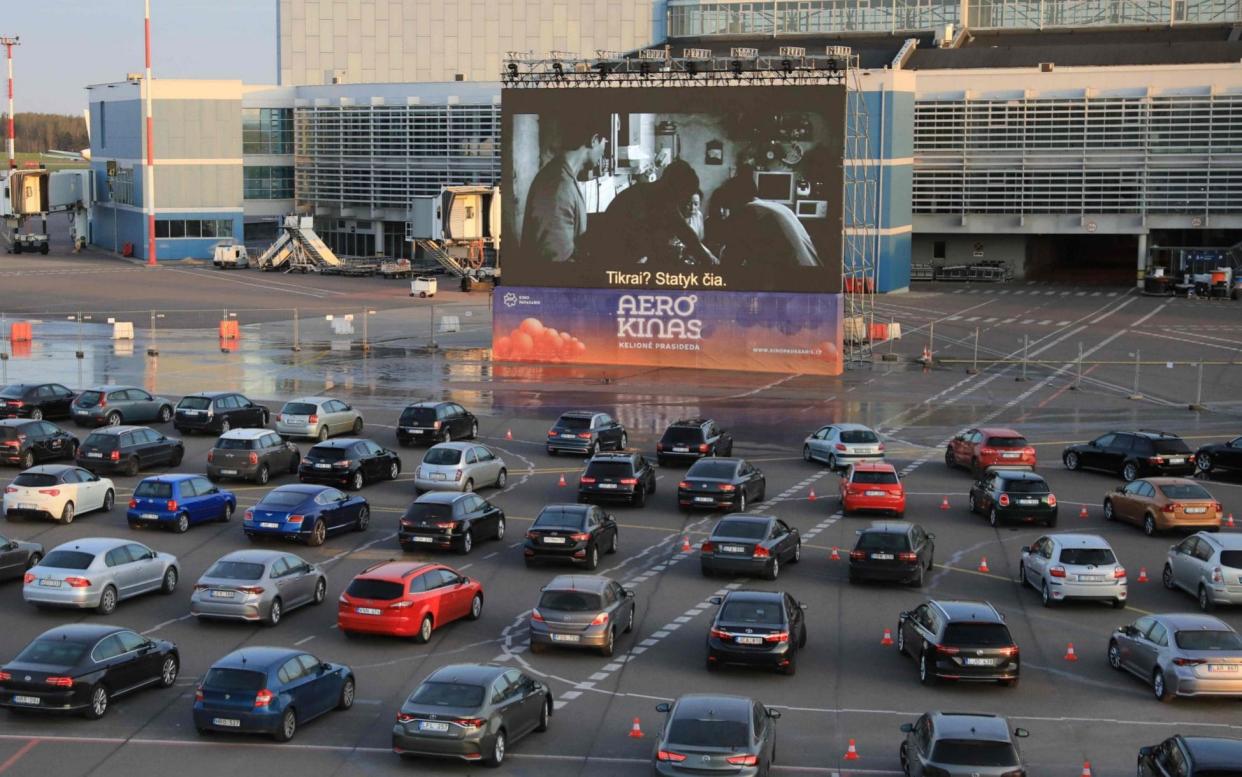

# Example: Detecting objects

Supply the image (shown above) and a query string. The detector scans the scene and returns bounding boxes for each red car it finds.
[840,462,906,517]
[945,427,1036,475]
[337,561,483,643]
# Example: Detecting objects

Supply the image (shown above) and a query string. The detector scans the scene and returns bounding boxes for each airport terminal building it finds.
[86,0,1242,291]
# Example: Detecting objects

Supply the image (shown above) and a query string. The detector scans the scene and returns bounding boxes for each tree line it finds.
[0,112,89,153]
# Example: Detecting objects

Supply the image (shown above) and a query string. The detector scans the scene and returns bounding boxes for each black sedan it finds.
[0,383,76,420]
[707,590,807,675]
[524,504,618,571]
[392,664,552,767]
[1196,436,1242,480]
[173,391,269,434]
[298,437,401,491]
[848,521,935,586]
[0,624,178,718]
[1,419,78,468]
[678,457,766,512]
[653,694,779,777]
[0,532,42,581]
[968,469,1058,527]
[1139,735,1242,777]
[700,515,801,580]
[399,491,505,554]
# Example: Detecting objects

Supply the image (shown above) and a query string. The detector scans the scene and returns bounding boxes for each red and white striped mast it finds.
[142,1,156,266]
[1,35,18,171]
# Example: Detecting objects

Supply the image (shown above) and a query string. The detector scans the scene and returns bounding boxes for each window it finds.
[116,631,147,653]
[277,657,305,685]
[242,108,293,154]
[155,219,234,239]
[92,634,126,662]
[244,166,294,199]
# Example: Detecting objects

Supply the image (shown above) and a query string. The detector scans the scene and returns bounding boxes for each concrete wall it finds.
[913,234,1029,277]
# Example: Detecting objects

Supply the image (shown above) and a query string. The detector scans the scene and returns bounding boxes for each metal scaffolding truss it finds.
[842,56,878,368]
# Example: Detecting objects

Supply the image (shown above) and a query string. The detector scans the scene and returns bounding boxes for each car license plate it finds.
[543,536,566,544]
[220,469,238,475]
[13,695,40,705]
[1078,575,1104,582]
[212,718,241,727]
[1184,507,1207,514]
[736,636,763,645]
[872,553,894,560]
[141,513,159,520]
[599,483,618,489]
[1019,499,1038,506]
[285,416,306,425]
[86,451,102,458]
[694,496,714,503]
[260,522,279,529]
[1003,452,1020,458]
[674,446,689,452]
[418,721,450,732]
[210,590,235,599]
[184,409,202,415]
[38,579,62,587]
[964,657,996,666]
[355,607,382,615]
[1168,457,1185,465]
[721,544,746,554]
[413,536,434,543]
[75,410,89,416]
[865,490,886,497]
[1208,664,1240,672]
[19,503,37,511]
[550,633,580,642]
[316,463,331,469]
[561,434,576,439]
[432,473,446,481]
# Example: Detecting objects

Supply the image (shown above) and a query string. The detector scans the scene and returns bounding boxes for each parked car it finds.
[191,550,327,626]
[3,465,115,524]
[653,694,779,777]
[706,589,807,675]
[337,561,482,642]
[1138,735,1242,777]
[523,504,619,570]
[1164,532,1242,611]
[546,410,627,456]
[413,442,506,493]
[897,600,1020,686]
[0,532,42,581]
[946,427,1035,476]
[1064,430,1195,481]
[840,462,906,517]
[656,418,733,465]
[392,664,552,767]
[193,647,355,741]
[578,450,656,507]
[1195,436,1242,480]
[174,391,269,434]
[848,521,935,586]
[0,419,78,468]
[298,437,401,490]
[76,426,184,476]
[275,397,363,441]
[803,422,885,470]
[398,491,505,554]
[243,484,370,546]
[0,624,178,719]
[700,514,801,581]
[677,457,766,512]
[23,537,179,615]
[71,385,173,427]
[207,428,301,484]
[396,401,477,446]
[899,712,1029,777]
[1019,533,1127,608]
[968,469,1058,527]
[0,382,76,420]
[1103,478,1223,536]
[1108,613,1242,701]
[529,574,635,657]
[125,474,236,532]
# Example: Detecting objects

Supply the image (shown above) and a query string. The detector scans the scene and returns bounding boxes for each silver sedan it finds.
[190,549,327,626]
[414,442,507,493]
[23,537,179,615]
[1108,613,1242,701]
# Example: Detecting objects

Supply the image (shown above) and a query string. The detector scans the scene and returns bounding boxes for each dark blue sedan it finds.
[193,646,355,741]
[243,484,370,546]
[126,474,236,533]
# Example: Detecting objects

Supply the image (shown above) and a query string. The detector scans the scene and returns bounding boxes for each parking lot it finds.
[1,254,1242,776]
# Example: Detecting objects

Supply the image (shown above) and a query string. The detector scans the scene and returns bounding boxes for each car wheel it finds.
[469,421,478,439]
[273,708,297,742]
[265,597,284,626]
[442,429,452,444]
[1064,451,1080,471]
[257,465,270,485]
[1107,640,1123,670]
[496,468,507,489]
[918,651,936,685]
[495,517,505,541]
[536,697,551,732]
[337,677,355,710]
[944,448,956,468]
[766,557,780,581]
[352,418,363,434]
[585,544,600,571]
[484,730,506,768]
[174,513,189,534]
[308,520,326,546]
[349,471,364,491]
[219,418,231,433]
[1143,514,1157,537]
[388,461,400,481]
[1162,564,1176,590]
[1123,462,1139,482]
[1199,585,1215,612]
[624,606,635,634]
[792,542,802,564]
[20,450,34,469]
[460,529,474,555]
[169,448,184,467]
[1196,454,1212,477]
[802,445,812,462]
[29,408,43,421]
[968,493,978,514]
[1153,670,1172,703]
[414,615,434,644]
[106,411,122,427]
[97,585,118,615]
[911,563,925,587]
[468,593,483,621]
[158,406,172,423]
[619,432,628,450]
[84,684,110,720]
[60,501,75,525]
[125,457,140,477]
[355,506,370,532]
[1113,597,1127,610]
[896,627,906,655]
[1104,499,1115,521]
[1019,562,1029,588]
[780,651,798,676]
[25,552,41,569]
[827,453,837,471]
[989,507,999,528]
[1042,582,1055,607]
[316,426,328,441]
[738,491,747,512]
[312,577,327,605]
[633,486,646,508]
[160,567,178,594]
[601,627,616,657]
[159,654,179,687]
[589,441,600,457]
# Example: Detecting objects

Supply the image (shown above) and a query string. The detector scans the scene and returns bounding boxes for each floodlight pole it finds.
[1,36,18,170]
[143,0,157,266]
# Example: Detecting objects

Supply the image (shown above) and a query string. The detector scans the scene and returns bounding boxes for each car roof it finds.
[930,712,1011,742]
[591,451,637,459]
[357,561,435,581]
[0,418,41,428]
[538,504,590,516]
[931,600,1002,622]
[1179,737,1242,769]
[86,425,148,435]
[716,514,774,527]
[558,410,597,419]
[723,590,785,604]
[544,574,612,593]
[84,384,136,392]
[672,694,754,720]
[832,422,873,431]
[689,457,742,469]
[415,491,469,505]
[311,438,363,449]
[1131,429,1183,439]
[669,418,711,426]
[218,428,271,440]
[22,464,77,475]
[404,401,450,409]
[851,462,896,473]
[1196,532,1242,550]
[35,624,126,643]
[427,663,507,685]
[214,646,301,671]
[284,396,333,404]
[267,484,333,496]
[48,537,129,555]
[861,521,915,534]
[137,474,197,484]
[184,391,229,398]
[215,549,291,565]
[1155,613,1231,631]
[992,470,1046,482]
[976,427,1023,437]
[1144,477,1203,487]
[428,441,476,452]
[1050,533,1111,549]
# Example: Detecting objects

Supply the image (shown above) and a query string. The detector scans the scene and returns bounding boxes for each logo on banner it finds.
[503,292,518,308]
[615,294,703,350]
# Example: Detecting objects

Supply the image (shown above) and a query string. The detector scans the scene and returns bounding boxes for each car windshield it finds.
[720,600,783,625]
[216,437,255,450]
[400,407,437,425]
[410,681,486,708]
[1059,548,1116,566]
[667,717,749,748]
[346,578,404,600]
[15,638,89,666]
[853,470,899,485]
[204,561,265,580]
[258,491,308,509]
[307,446,351,461]
[41,550,94,570]
[1220,551,1242,570]
[404,503,453,522]
[83,433,118,450]
[534,509,586,529]
[585,461,633,478]
[538,591,604,611]
[178,397,212,410]
[931,741,1019,767]
[134,481,174,499]
[282,402,317,416]
[424,447,462,466]
[1002,479,1048,494]
[13,472,58,487]
[987,436,1028,448]
[686,461,738,479]
[1174,630,1242,651]
[840,429,879,444]
[0,385,27,399]
[943,623,1014,647]
[662,426,704,444]
[857,533,910,551]
[556,416,591,431]
[203,668,266,692]
[1151,439,1191,454]
[1159,483,1212,500]
[76,391,103,407]
[713,520,768,540]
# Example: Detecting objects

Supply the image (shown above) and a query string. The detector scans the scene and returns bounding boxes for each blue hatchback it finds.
[193,646,355,742]
[126,474,237,533]
[243,484,370,547]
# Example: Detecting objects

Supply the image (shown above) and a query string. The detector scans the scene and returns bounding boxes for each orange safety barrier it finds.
[9,340,31,359]
[9,321,33,343]
[869,322,889,341]
[844,277,876,294]
[219,337,239,354]
[218,320,241,340]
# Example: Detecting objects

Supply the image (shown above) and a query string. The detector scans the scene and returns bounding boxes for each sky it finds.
[4,0,275,115]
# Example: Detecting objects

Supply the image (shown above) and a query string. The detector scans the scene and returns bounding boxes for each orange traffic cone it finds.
[920,346,931,365]
[681,536,692,553]
[844,739,860,761]
[557,473,567,487]
[505,429,513,440]
[1079,505,1089,519]
[1064,642,1078,662]
[808,488,817,502]
[629,717,644,738]
[1081,761,1093,777]
[880,628,894,647]
[940,496,950,511]
[830,546,841,561]
[1227,513,1236,529]
[1137,567,1149,583]
[978,557,990,574]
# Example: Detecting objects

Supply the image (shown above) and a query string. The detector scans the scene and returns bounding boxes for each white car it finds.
[802,423,885,470]
[275,397,363,441]
[1020,533,1128,609]
[3,465,116,524]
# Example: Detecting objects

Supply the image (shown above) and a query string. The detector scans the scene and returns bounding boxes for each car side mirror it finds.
[655,702,671,713]
[900,723,914,733]
[1021,547,1031,556]
[1,542,14,551]
[799,602,807,610]
[1138,746,1153,758]
[926,533,935,541]
[1115,485,1125,493]
[318,663,330,675]
[709,596,723,605]
[767,709,781,720]
[624,589,635,599]
[1014,728,1029,738]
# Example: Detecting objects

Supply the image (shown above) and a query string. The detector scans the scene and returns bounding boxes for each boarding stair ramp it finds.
[415,239,470,277]
[258,217,343,272]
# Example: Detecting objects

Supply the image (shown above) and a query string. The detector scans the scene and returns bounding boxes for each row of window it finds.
[244,166,294,200]
[154,219,236,239]
[243,108,294,155]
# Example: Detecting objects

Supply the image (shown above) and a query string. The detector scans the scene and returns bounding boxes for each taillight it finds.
[432,421,442,430]
[195,687,203,702]
[1161,503,1179,514]
[1212,567,1224,584]
[526,531,538,540]
[531,609,545,622]
[166,500,178,512]
[998,494,1011,507]
[656,442,664,451]
[936,645,959,655]
[287,514,304,524]
[547,429,557,438]
[46,676,74,687]
[454,468,463,481]
[275,413,282,422]
[434,521,456,529]
[128,499,138,508]
[753,546,771,558]
[249,452,259,465]
[238,586,265,595]
[577,432,592,439]
[308,415,318,424]
[396,712,415,723]
[389,600,414,609]
[763,631,789,643]
[64,577,91,587]
[1113,567,1127,579]
[698,443,709,453]
[23,573,34,584]
[0,671,11,681]
[981,447,996,456]
[570,532,591,542]
[193,584,209,591]
[1046,494,1057,507]
[333,460,352,469]
[1173,657,1207,666]
[1214,502,1224,513]
[109,450,120,461]
[700,541,715,553]
[244,510,254,521]
[897,552,919,562]
[835,443,847,452]
[719,484,735,492]
[678,481,690,489]
[657,751,687,763]
[726,754,759,766]
[997,646,1020,657]
[580,476,596,484]
[849,550,866,561]
[37,489,60,497]
[619,478,638,485]
[3,487,16,493]
[207,451,214,463]
[1049,566,1067,578]
[710,627,730,640]
[254,689,274,708]
[455,717,487,730]
[98,396,107,408]
[302,457,313,465]
[590,612,609,626]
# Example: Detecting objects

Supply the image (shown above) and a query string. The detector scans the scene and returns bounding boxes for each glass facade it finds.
[244,166,295,199]
[242,108,294,155]
[154,218,236,238]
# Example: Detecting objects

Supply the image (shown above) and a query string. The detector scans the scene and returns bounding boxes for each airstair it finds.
[258,216,343,272]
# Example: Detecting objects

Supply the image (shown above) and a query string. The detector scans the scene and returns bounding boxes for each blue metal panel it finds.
[877,232,912,292]
[879,164,913,228]
[90,99,143,159]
